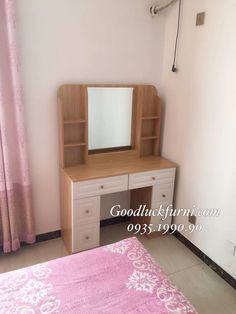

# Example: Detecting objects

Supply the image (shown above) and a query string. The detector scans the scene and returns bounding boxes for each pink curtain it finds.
[0,0,35,253]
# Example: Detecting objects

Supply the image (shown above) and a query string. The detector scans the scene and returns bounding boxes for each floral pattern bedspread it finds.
[0,237,197,313]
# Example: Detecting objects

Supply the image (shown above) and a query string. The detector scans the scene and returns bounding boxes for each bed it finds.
[0,237,197,313]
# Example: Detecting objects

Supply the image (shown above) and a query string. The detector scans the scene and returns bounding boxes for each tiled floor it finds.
[0,223,236,314]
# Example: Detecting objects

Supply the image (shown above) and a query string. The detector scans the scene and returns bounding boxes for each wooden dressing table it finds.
[58,84,176,254]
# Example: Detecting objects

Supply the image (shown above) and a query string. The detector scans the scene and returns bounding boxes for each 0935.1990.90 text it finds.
[127,223,202,236]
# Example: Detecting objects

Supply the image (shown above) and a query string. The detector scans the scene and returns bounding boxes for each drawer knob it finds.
[152,177,156,181]
[162,194,166,198]
[86,210,89,214]
[100,185,104,189]
[85,236,89,240]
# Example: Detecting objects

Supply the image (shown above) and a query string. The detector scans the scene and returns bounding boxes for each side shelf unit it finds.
[139,89,161,157]
[58,85,88,167]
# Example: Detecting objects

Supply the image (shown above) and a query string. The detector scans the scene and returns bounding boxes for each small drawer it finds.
[156,183,174,203]
[72,223,99,253]
[72,197,100,226]
[73,175,128,199]
[150,203,173,230]
[150,215,172,229]
[129,168,175,190]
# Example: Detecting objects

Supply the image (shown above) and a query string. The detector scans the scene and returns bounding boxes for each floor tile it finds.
[100,223,202,275]
[100,222,133,246]
[0,238,67,274]
[170,263,236,314]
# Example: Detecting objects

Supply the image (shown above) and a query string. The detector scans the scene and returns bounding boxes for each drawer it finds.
[156,183,174,203]
[129,168,175,190]
[73,175,128,199]
[150,203,173,231]
[152,184,174,210]
[72,197,100,226]
[72,223,99,253]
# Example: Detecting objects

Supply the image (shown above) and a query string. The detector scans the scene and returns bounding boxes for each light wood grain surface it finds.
[64,156,176,182]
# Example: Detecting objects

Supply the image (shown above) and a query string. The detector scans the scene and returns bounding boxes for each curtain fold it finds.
[0,0,35,253]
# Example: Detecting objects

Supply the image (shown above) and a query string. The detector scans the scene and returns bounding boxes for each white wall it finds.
[16,0,166,234]
[161,0,236,278]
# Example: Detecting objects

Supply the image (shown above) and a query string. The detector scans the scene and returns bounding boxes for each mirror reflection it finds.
[88,87,133,151]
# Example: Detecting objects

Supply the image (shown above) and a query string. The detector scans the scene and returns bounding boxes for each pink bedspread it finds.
[0,237,197,314]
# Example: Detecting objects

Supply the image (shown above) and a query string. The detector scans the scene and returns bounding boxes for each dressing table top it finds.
[63,156,176,182]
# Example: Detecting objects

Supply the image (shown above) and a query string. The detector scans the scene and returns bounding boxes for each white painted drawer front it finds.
[156,183,174,203]
[150,203,173,230]
[73,197,100,226]
[72,223,99,253]
[129,168,175,190]
[73,175,128,199]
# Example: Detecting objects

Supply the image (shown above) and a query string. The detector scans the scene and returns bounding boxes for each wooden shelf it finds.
[141,136,159,140]
[64,119,86,125]
[142,116,160,120]
[140,138,160,157]
[140,94,161,157]
[58,85,88,167]
[64,143,87,148]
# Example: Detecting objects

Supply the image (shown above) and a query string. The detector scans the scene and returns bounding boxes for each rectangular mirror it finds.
[88,87,133,152]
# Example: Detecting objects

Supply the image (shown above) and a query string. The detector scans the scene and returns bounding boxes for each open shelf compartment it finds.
[140,138,160,157]
[64,123,86,146]
[142,95,161,118]
[141,119,160,138]
[64,145,87,167]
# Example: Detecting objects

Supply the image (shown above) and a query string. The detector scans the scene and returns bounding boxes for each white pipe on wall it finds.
[150,0,177,16]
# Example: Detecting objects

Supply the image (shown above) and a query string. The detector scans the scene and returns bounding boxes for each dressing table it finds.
[58,84,176,254]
